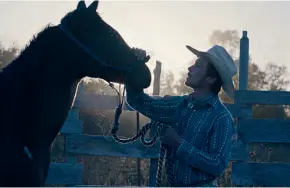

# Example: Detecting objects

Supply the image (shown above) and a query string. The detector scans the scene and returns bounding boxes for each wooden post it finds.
[148,61,162,186]
[65,79,85,164]
[153,61,161,96]
[232,31,250,186]
[239,31,249,90]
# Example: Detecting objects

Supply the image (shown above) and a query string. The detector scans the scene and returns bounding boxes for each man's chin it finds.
[185,81,195,89]
[184,80,190,87]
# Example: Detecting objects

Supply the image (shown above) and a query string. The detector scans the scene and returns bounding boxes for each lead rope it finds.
[108,83,170,187]
[156,142,167,187]
[59,19,168,185]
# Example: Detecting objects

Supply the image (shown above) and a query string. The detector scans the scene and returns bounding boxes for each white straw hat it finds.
[186,45,237,99]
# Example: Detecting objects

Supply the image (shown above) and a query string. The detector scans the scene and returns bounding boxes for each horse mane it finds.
[0,24,62,97]
[0,24,49,75]
[21,24,53,53]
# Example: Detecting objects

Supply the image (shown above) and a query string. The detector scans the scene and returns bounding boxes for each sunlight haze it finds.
[1,0,290,91]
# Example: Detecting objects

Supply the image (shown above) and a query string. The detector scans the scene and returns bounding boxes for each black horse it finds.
[0,1,151,186]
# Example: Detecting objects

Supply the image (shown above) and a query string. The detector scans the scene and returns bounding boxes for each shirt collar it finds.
[187,92,218,107]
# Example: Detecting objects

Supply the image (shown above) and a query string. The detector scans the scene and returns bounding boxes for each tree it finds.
[209,30,240,58]
[82,78,118,95]
[0,42,19,70]
[262,63,289,91]
[160,70,177,96]
[252,63,289,118]
[173,70,192,95]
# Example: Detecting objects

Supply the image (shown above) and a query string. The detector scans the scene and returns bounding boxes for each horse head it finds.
[59,0,151,90]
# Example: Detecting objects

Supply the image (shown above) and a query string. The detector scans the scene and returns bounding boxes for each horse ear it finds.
[77,1,86,9]
[88,1,99,12]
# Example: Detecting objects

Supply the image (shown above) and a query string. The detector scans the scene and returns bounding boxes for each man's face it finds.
[185,57,209,89]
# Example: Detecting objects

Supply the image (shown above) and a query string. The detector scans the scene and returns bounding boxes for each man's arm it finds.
[175,113,234,177]
[126,86,186,124]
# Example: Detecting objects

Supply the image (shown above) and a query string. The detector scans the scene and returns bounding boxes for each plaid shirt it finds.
[126,87,234,186]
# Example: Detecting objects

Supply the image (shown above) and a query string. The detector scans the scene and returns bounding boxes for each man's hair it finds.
[206,63,223,94]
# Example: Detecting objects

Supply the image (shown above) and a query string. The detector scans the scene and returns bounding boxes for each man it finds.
[126,45,236,187]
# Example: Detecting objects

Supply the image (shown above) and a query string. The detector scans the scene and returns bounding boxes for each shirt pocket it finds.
[194,129,211,150]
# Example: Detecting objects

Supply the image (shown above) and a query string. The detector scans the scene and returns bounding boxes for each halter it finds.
[58,24,138,72]
[59,22,170,187]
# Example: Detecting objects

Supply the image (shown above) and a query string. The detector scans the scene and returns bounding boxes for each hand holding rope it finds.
[108,83,171,186]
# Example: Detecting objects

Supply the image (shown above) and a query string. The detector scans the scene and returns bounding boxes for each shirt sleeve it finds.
[125,86,186,124]
[175,113,234,177]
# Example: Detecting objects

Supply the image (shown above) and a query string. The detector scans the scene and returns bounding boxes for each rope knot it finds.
[111,123,120,134]
[111,104,122,134]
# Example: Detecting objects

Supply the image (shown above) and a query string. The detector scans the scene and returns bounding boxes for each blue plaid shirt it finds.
[126,87,234,186]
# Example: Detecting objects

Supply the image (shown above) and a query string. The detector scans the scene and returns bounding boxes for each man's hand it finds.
[160,127,182,149]
[132,47,150,62]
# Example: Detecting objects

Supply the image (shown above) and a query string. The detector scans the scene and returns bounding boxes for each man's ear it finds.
[206,76,217,84]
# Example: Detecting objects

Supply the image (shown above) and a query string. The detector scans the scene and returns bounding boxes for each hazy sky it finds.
[1,0,290,84]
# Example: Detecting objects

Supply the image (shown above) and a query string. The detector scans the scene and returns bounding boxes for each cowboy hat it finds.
[186,45,237,99]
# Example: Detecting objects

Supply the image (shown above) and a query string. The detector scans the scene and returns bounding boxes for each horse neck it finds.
[0,26,77,96]
[0,26,82,145]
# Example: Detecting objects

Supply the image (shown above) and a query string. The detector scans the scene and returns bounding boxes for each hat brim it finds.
[186,45,203,57]
[185,45,235,100]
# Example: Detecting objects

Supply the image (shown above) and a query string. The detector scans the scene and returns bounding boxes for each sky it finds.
[1,0,290,90]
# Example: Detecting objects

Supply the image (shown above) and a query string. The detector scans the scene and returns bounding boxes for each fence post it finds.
[148,61,162,186]
[239,31,249,90]
[231,31,250,186]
